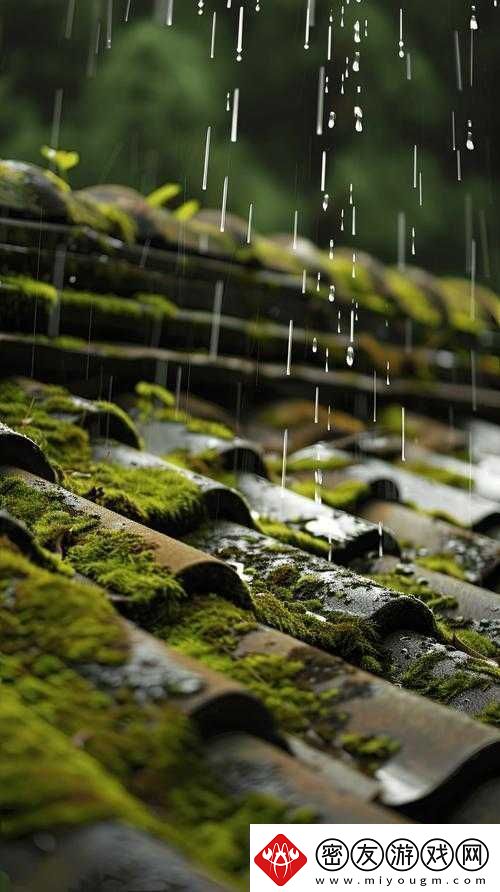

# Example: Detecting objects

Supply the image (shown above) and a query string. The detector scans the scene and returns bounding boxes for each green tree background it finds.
[0,0,498,282]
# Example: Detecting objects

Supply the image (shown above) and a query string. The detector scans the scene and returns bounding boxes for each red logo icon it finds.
[254,833,307,886]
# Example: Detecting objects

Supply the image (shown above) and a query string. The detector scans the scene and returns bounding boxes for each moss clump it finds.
[0,686,158,839]
[0,379,91,471]
[292,479,370,511]
[135,380,175,418]
[449,628,498,659]
[340,733,400,774]
[0,476,186,626]
[134,381,234,439]
[288,455,352,473]
[0,545,128,665]
[257,519,331,558]
[61,288,177,326]
[399,652,489,704]
[370,571,458,613]
[399,461,470,490]
[385,268,441,327]
[476,702,500,727]
[164,594,341,739]
[69,462,205,536]
[68,529,185,626]
[416,554,466,580]
[252,592,383,675]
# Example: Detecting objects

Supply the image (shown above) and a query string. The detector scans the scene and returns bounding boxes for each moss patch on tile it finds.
[398,460,470,490]
[69,462,206,536]
[415,554,466,580]
[339,732,400,775]
[292,479,370,511]
[399,651,490,704]
[0,475,185,626]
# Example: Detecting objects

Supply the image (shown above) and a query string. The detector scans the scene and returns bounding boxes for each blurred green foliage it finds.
[0,0,498,281]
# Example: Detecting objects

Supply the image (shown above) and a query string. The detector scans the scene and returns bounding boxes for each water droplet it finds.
[354,105,363,132]
[328,283,335,302]
[316,271,321,291]
[328,110,336,129]
[322,192,329,211]
[312,337,318,353]
[470,6,478,29]
[346,345,354,367]
[354,19,361,42]
[386,361,391,385]
[329,238,334,259]
[466,119,474,150]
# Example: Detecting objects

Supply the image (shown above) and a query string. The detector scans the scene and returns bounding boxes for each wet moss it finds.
[0,476,185,626]
[257,519,331,558]
[416,554,466,580]
[292,479,370,511]
[0,379,92,471]
[476,702,500,727]
[385,268,441,327]
[370,571,458,613]
[133,381,234,439]
[252,592,383,675]
[0,686,158,839]
[68,462,206,536]
[340,733,400,775]
[449,628,498,659]
[399,652,489,703]
[0,544,310,882]
[268,454,352,474]
[60,287,176,325]
[398,461,470,490]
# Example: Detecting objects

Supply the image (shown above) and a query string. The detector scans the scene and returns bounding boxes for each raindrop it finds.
[398,7,404,58]
[322,192,329,211]
[198,0,204,15]
[470,5,478,29]
[353,51,360,72]
[411,226,416,255]
[354,104,363,132]
[354,19,361,42]
[340,208,345,231]
[226,92,231,112]
[312,337,318,353]
[316,271,321,291]
[325,348,329,372]
[466,119,474,150]
[386,361,391,385]
[328,283,335,302]
[337,310,341,333]
[346,345,354,366]
[236,5,244,61]
[328,110,336,129]
[329,239,334,259]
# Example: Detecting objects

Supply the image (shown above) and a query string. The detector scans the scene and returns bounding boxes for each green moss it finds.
[165,595,341,738]
[252,592,383,674]
[60,287,177,325]
[399,651,488,703]
[385,268,441,327]
[340,733,400,774]
[476,702,500,727]
[257,519,331,558]
[370,571,458,613]
[416,554,466,580]
[292,479,370,511]
[68,462,205,535]
[399,461,470,490]
[68,529,185,626]
[0,379,91,471]
[450,628,498,658]
[267,454,352,475]
[0,686,158,838]
[0,545,128,665]
[0,476,186,626]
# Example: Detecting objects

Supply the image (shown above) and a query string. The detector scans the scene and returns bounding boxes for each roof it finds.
[0,160,500,889]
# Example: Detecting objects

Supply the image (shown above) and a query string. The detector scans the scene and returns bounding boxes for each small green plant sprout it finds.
[146,182,182,207]
[40,145,80,178]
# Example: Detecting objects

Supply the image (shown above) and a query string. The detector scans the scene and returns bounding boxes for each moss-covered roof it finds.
[1,160,500,883]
